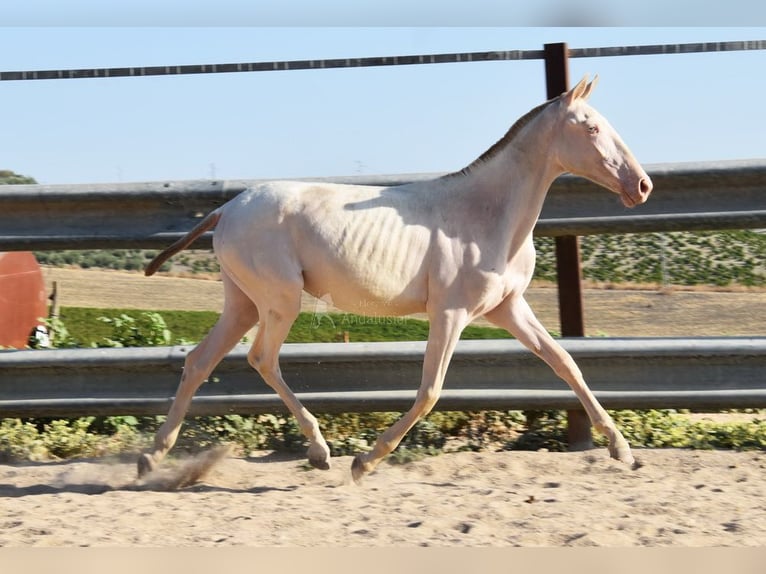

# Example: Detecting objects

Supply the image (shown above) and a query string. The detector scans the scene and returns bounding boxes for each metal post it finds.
[543,42,593,450]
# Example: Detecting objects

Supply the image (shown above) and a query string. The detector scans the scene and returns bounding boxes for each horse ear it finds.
[563,75,589,104]
[580,74,599,100]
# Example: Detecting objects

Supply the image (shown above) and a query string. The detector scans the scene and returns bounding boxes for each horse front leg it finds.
[484,296,637,468]
[351,308,468,482]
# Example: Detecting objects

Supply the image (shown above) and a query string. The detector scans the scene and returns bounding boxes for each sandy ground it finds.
[42,267,766,337]
[6,268,761,548]
[1,448,765,547]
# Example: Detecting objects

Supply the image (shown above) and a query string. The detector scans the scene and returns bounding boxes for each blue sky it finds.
[1,26,765,185]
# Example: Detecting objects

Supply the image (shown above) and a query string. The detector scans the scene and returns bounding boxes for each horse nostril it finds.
[639,177,653,198]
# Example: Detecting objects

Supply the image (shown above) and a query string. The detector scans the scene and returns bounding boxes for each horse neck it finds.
[458,113,564,248]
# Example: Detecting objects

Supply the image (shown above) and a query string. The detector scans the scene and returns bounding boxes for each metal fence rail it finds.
[1,159,765,251]
[1,338,764,418]
[2,40,763,82]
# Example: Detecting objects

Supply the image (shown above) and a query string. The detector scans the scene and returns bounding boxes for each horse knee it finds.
[415,387,441,416]
[182,338,224,382]
[181,358,202,386]
[246,350,259,372]
[246,350,266,374]
[247,350,281,385]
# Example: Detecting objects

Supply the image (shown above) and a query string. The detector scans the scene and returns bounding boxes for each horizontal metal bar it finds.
[535,210,766,236]
[0,159,764,251]
[3,389,766,418]
[0,50,546,82]
[2,40,763,82]
[1,338,764,418]
[569,40,766,59]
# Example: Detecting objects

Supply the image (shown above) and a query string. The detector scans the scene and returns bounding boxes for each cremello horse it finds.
[140,76,652,481]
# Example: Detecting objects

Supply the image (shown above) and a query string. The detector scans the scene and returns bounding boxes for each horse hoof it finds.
[137,453,156,478]
[608,440,635,468]
[307,443,331,471]
[309,457,331,471]
[351,455,370,484]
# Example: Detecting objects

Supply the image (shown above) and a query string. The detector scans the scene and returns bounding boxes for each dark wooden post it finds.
[543,42,593,450]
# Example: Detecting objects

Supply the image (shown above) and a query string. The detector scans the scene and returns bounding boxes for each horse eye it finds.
[588,124,599,135]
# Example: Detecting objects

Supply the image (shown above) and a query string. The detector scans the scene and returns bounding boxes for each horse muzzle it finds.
[621,176,653,208]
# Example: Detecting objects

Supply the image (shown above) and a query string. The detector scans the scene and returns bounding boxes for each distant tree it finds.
[0,170,37,185]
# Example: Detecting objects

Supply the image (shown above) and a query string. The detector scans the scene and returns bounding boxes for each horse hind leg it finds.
[137,273,259,477]
[247,288,331,471]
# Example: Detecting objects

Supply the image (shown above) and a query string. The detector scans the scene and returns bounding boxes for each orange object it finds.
[0,252,48,349]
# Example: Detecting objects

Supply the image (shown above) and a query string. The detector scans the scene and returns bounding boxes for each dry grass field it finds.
[42,266,765,338]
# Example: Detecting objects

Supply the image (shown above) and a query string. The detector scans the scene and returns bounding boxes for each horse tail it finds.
[144,209,222,276]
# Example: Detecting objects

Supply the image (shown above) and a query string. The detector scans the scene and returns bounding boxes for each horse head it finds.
[553,75,653,208]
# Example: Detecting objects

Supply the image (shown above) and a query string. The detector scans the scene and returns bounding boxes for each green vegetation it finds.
[508,409,766,452]
[35,249,166,272]
[0,170,36,185]
[2,408,764,465]
[35,249,218,275]
[56,307,511,347]
[533,230,766,287]
[58,307,214,346]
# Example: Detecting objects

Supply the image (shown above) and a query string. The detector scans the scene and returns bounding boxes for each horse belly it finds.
[298,212,430,317]
[301,253,428,317]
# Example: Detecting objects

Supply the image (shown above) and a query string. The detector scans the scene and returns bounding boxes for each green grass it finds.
[59,307,219,346]
[59,307,512,347]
